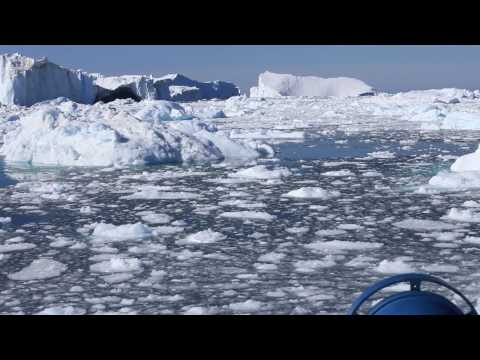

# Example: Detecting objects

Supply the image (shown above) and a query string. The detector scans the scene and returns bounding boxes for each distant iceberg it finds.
[0,53,97,106]
[250,71,374,98]
[93,73,240,103]
[0,53,241,107]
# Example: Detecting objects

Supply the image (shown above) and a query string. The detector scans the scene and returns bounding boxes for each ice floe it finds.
[91,222,153,242]
[283,187,340,199]
[218,211,276,221]
[177,229,226,245]
[375,258,416,274]
[8,259,67,280]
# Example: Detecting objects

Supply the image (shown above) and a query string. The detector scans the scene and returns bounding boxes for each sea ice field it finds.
[3,91,480,314]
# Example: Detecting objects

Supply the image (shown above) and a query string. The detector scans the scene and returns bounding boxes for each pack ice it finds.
[0,53,97,107]
[250,71,374,98]
[0,98,259,167]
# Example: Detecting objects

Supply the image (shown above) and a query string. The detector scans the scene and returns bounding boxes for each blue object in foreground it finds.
[348,273,478,315]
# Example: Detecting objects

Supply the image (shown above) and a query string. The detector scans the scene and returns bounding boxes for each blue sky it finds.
[1,45,479,93]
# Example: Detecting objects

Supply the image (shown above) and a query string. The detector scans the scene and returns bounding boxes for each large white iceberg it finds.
[0,98,259,167]
[249,71,374,98]
[0,53,97,107]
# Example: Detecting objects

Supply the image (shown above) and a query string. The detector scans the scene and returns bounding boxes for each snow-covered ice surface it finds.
[2,92,480,314]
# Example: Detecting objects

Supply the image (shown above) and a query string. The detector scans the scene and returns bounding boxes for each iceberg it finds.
[0,53,240,106]
[0,53,97,106]
[93,73,240,102]
[250,71,374,98]
[93,74,158,101]
[451,146,480,172]
[0,98,259,167]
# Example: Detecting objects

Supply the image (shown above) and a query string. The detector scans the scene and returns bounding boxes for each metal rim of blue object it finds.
[347,273,478,315]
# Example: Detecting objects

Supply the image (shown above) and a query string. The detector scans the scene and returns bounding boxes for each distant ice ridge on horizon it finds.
[0,98,259,167]
[249,71,375,98]
[0,53,241,107]
[93,73,240,103]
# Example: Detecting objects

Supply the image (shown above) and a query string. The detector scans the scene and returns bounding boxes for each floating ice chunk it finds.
[229,299,264,312]
[183,307,209,315]
[337,224,364,231]
[463,200,480,208]
[444,208,480,223]
[153,226,185,235]
[49,237,75,248]
[393,219,459,231]
[177,229,226,245]
[285,227,310,234]
[315,229,347,236]
[91,222,153,242]
[90,257,142,274]
[321,170,354,177]
[0,217,11,223]
[8,259,67,280]
[283,187,340,199]
[306,240,383,252]
[362,171,382,177]
[345,255,377,268]
[254,262,278,271]
[140,213,172,224]
[464,236,480,245]
[217,199,266,209]
[218,211,276,221]
[80,206,95,214]
[174,249,203,261]
[229,165,291,180]
[430,232,461,242]
[128,243,166,254]
[375,258,415,274]
[294,256,336,272]
[36,306,86,315]
[5,236,24,243]
[422,264,459,273]
[367,151,395,159]
[0,242,36,253]
[122,188,201,200]
[70,286,84,292]
[258,252,285,263]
